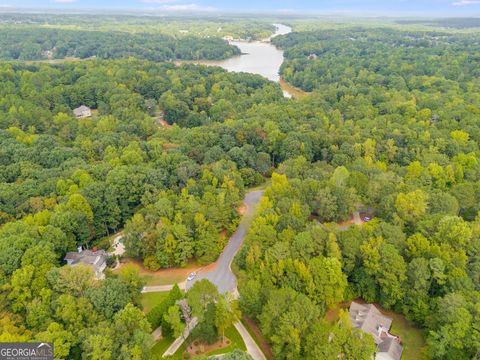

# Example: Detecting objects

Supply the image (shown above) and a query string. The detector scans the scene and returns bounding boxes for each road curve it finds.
[185,190,264,293]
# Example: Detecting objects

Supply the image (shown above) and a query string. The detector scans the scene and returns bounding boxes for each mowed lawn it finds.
[326,301,428,360]
[151,325,246,359]
[113,260,200,286]
[141,291,169,313]
[205,325,247,356]
[384,309,428,360]
[151,336,175,359]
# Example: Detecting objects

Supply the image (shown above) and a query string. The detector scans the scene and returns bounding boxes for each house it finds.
[64,247,108,279]
[73,105,92,118]
[349,301,403,360]
[308,53,318,60]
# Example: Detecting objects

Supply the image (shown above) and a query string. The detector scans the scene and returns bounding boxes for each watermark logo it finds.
[0,343,54,360]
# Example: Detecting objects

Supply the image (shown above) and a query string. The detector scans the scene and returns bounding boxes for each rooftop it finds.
[64,249,108,276]
[349,301,403,360]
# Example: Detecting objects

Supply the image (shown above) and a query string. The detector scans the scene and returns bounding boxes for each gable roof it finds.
[64,249,108,273]
[73,105,91,116]
[349,301,393,344]
[378,337,403,360]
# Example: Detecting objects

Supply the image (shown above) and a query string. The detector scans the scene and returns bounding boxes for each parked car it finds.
[187,272,197,281]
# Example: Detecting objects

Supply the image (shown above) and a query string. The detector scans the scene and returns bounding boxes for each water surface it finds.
[184,24,305,98]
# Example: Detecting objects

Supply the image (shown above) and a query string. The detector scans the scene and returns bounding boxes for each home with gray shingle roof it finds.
[73,105,92,118]
[349,301,403,360]
[64,247,108,279]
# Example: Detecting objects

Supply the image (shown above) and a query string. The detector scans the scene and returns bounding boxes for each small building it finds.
[349,301,403,360]
[64,247,108,279]
[308,53,318,60]
[73,105,92,118]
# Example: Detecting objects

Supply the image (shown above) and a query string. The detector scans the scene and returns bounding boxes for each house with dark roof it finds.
[349,301,403,360]
[64,247,108,279]
[73,105,92,118]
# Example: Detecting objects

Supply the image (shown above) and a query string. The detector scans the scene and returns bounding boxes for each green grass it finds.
[139,272,188,286]
[325,302,428,360]
[164,325,246,359]
[387,311,428,360]
[151,336,175,358]
[141,292,169,313]
[207,325,247,356]
[114,260,198,286]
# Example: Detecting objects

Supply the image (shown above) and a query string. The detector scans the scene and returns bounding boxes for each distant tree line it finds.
[0,28,240,61]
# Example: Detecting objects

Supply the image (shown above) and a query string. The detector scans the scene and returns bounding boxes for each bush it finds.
[146,284,183,329]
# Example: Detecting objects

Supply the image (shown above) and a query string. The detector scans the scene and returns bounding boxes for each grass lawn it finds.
[384,309,428,360]
[206,325,246,356]
[151,336,175,358]
[164,325,246,359]
[113,260,200,286]
[141,292,169,313]
[326,301,428,360]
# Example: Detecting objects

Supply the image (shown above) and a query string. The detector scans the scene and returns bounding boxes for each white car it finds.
[187,272,197,281]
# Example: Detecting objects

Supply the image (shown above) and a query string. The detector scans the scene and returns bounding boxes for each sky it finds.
[1,0,480,15]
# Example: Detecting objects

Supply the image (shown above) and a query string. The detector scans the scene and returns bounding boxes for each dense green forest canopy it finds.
[273,27,480,92]
[232,24,480,360]
[396,17,480,29]
[1,15,480,360]
[0,58,283,357]
[0,28,241,61]
[0,13,276,39]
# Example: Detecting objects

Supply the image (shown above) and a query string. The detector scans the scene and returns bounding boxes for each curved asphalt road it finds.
[185,190,264,293]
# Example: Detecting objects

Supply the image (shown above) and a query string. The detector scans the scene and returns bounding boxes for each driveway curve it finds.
[185,190,264,293]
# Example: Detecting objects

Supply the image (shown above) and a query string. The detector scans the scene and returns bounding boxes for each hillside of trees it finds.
[0,59,285,357]
[274,28,480,92]
[0,13,275,39]
[0,28,241,61]
[231,26,480,360]
[1,16,480,360]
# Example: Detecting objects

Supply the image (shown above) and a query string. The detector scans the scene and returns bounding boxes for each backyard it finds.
[326,300,427,360]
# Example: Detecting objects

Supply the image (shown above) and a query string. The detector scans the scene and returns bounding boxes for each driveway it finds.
[185,190,264,293]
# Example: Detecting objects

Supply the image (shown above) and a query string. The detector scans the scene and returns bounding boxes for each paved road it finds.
[185,190,264,293]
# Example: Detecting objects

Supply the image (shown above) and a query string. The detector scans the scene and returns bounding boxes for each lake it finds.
[180,24,305,98]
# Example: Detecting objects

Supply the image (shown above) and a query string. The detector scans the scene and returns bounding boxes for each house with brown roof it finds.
[64,247,108,279]
[349,301,403,360]
[73,105,92,118]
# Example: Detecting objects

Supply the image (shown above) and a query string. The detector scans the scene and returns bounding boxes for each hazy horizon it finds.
[1,0,480,16]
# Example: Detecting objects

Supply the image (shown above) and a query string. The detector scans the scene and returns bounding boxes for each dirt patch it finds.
[324,302,350,324]
[243,317,275,360]
[186,338,231,358]
[279,79,308,99]
[237,203,247,216]
[198,260,218,274]
[154,112,172,129]
[337,215,362,228]
[159,119,172,128]
[162,143,179,149]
